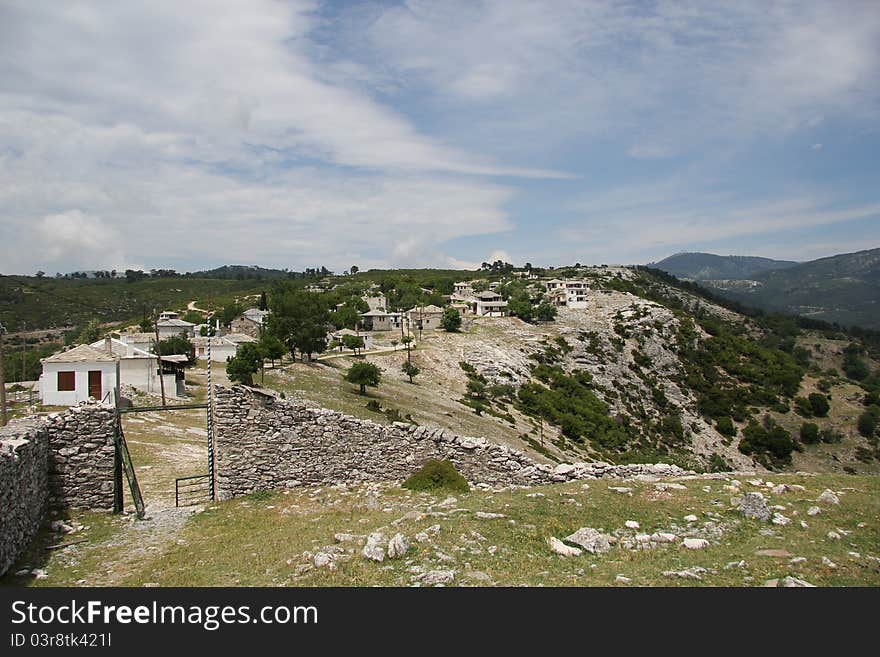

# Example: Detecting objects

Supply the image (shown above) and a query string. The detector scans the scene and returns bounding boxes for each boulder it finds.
[564,527,612,554]
[739,492,771,522]
[549,536,583,557]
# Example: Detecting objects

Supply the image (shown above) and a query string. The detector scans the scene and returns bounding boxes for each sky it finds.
[1,0,879,274]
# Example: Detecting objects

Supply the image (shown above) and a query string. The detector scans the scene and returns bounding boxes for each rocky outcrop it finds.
[213,386,691,497]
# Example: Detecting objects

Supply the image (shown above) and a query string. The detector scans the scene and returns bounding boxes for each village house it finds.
[546,279,591,308]
[362,294,387,312]
[327,328,374,352]
[230,307,268,337]
[118,332,154,353]
[39,338,184,406]
[452,281,473,299]
[473,290,508,317]
[157,318,196,338]
[192,334,254,362]
[406,304,445,331]
[159,310,179,321]
[359,309,403,331]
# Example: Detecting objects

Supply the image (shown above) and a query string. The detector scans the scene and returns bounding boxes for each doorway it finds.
[88,370,102,399]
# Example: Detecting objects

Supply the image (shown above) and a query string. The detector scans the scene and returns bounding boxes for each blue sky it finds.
[1,0,878,274]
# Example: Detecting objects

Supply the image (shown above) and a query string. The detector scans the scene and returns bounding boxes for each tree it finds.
[401,360,420,383]
[259,291,268,311]
[350,265,359,276]
[140,317,154,332]
[800,422,820,444]
[342,334,365,355]
[808,392,830,417]
[266,286,331,361]
[857,408,878,437]
[345,361,381,395]
[155,333,195,365]
[76,319,103,344]
[226,343,263,386]
[441,307,462,332]
[259,333,286,368]
[535,302,558,322]
[35,270,45,278]
[220,303,244,327]
[401,335,413,360]
[182,310,204,325]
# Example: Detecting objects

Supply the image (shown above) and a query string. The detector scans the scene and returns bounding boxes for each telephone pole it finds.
[153,310,167,407]
[0,322,7,426]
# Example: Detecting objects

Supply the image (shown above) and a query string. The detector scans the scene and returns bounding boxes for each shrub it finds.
[808,392,830,417]
[715,416,737,437]
[441,307,462,332]
[858,411,877,438]
[800,422,820,444]
[793,396,813,417]
[820,428,843,443]
[402,459,469,493]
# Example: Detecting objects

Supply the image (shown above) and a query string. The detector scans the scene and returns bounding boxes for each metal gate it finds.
[114,401,214,517]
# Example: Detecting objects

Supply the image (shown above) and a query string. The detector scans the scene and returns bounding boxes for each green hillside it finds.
[651,253,798,280]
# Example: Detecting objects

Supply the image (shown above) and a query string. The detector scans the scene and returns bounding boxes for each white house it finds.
[230,308,268,337]
[39,344,119,406]
[118,332,154,353]
[547,279,591,308]
[192,333,257,362]
[473,290,508,317]
[157,318,196,338]
[327,328,374,352]
[452,282,473,299]
[88,337,177,396]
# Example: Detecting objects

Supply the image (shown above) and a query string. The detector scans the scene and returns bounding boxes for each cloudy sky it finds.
[1,0,879,274]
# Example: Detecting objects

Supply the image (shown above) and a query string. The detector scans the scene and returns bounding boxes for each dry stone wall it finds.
[0,403,117,576]
[214,386,690,497]
[0,420,49,576]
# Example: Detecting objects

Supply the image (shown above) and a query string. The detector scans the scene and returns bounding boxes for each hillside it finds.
[710,248,880,329]
[651,253,798,280]
[260,266,880,476]
[0,274,267,333]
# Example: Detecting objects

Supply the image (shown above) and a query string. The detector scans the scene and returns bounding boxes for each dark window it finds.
[57,371,76,391]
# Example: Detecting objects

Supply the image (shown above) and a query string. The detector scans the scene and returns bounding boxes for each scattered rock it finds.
[615,575,632,584]
[781,576,815,587]
[334,532,361,543]
[49,520,75,534]
[475,512,505,520]
[608,486,633,495]
[827,531,841,540]
[739,492,771,522]
[655,482,687,491]
[464,570,492,583]
[682,538,710,550]
[414,532,430,543]
[418,570,455,586]
[313,552,335,568]
[387,533,410,559]
[822,557,838,569]
[755,549,791,558]
[13,569,30,577]
[31,569,48,580]
[625,520,640,529]
[663,566,706,579]
[789,557,807,564]
[771,513,791,526]
[807,506,821,516]
[549,536,583,557]
[817,489,840,505]
[564,527,612,554]
[683,514,698,522]
[362,532,386,562]
[650,532,677,544]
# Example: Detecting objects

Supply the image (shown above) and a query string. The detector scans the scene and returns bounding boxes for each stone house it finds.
[473,290,507,317]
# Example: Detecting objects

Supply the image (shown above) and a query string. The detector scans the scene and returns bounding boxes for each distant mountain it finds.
[185,264,292,280]
[709,248,880,330]
[651,252,799,280]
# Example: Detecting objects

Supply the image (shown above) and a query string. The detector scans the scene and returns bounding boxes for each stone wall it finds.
[45,405,117,511]
[0,403,117,576]
[0,420,49,577]
[214,386,689,497]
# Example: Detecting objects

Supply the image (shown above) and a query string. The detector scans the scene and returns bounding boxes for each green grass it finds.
[6,472,878,587]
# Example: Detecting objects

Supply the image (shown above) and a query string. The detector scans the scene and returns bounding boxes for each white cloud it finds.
[33,210,126,270]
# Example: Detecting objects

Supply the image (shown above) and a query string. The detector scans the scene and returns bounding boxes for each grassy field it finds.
[4,471,878,587]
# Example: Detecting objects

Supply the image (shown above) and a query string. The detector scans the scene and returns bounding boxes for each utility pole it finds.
[21,321,26,386]
[0,322,7,426]
[153,310,167,407]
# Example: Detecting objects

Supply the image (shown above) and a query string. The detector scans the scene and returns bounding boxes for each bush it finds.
[808,392,830,417]
[715,416,737,437]
[858,411,877,438]
[402,459,469,493]
[793,396,813,417]
[441,307,462,332]
[800,422,820,444]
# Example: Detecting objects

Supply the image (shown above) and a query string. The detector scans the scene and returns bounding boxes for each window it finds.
[57,371,76,391]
